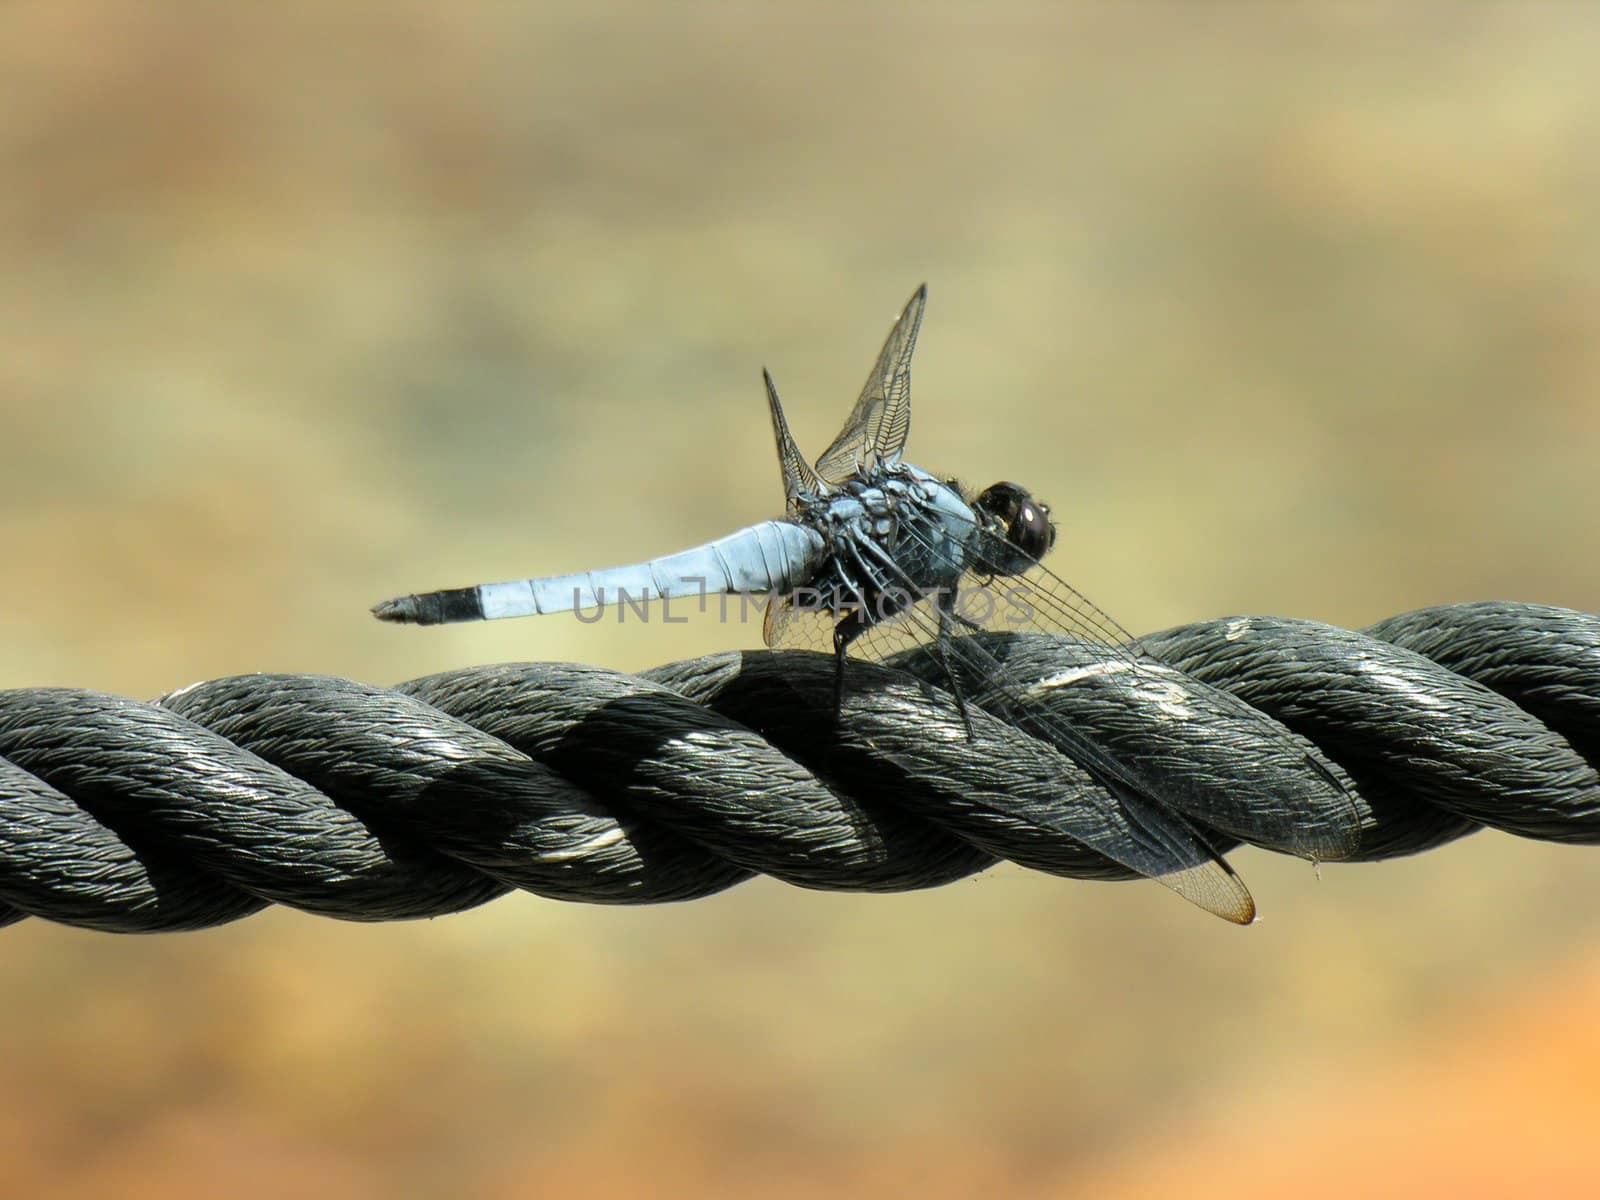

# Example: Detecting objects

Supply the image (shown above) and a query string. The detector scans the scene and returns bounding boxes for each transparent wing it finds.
[813,285,926,486]
[759,542,1258,923]
[763,368,822,515]
[762,590,822,650]
[762,581,935,663]
[877,510,1365,866]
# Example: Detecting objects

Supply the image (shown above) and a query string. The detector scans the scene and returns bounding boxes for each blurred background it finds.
[3,2,1599,1196]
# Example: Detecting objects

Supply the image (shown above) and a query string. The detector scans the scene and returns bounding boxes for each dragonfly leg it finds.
[935,592,976,739]
[831,611,869,721]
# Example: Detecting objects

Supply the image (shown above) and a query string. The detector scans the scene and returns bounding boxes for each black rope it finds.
[0,601,1594,933]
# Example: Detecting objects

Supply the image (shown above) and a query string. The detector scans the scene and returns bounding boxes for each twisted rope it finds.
[0,601,1595,933]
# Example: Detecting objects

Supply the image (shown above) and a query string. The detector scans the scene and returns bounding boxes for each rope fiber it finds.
[0,601,1595,933]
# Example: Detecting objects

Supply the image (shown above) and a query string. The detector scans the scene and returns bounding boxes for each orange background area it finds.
[2,3,1597,1196]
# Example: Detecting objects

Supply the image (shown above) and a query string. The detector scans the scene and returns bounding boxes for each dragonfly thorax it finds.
[789,462,978,620]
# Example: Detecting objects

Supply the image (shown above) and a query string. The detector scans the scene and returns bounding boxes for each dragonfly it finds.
[374,286,1362,921]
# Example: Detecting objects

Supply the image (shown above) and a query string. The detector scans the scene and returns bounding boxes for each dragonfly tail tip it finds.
[371,597,416,624]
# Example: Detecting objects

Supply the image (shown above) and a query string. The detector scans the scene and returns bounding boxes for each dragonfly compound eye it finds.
[974,481,1057,573]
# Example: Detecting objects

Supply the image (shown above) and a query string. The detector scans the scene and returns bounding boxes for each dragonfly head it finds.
[973,481,1056,575]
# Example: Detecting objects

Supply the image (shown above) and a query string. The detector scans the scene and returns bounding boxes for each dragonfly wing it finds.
[813,285,926,486]
[763,368,822,514]
[881,511,1365,865]
[762,591,823,650]
[814,573,1254,922]
[746,519,1259,921]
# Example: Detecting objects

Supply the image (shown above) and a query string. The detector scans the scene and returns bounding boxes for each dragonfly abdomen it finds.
[373,520,825,625]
